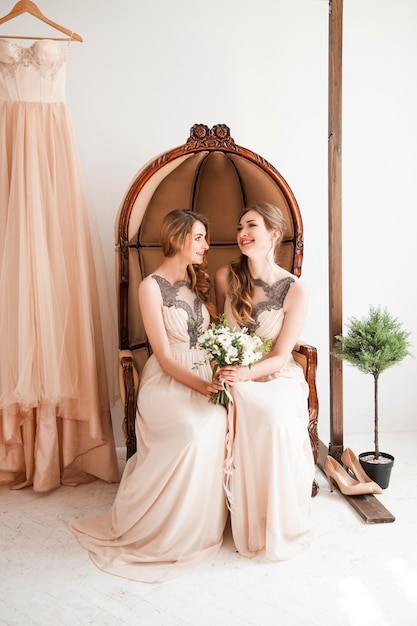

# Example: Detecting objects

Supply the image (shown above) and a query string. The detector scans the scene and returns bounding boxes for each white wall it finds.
[341,0,417,448]
[2,0,416,448]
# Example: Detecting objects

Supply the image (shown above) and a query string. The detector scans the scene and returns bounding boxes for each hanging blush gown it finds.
[225,276,316,561]
[69,277,228,583]
[0,39,119,491]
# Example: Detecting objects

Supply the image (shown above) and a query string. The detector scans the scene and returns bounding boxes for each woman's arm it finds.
[139,277,223,398]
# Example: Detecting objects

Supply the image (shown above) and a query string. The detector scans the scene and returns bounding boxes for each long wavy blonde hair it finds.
[160,209,216,320]
[228,203,286,325]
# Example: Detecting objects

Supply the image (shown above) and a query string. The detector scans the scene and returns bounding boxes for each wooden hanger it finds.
[0,0,82,41]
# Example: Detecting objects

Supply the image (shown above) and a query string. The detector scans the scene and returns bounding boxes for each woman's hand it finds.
[215,365,249,386]
[201,378,225,399]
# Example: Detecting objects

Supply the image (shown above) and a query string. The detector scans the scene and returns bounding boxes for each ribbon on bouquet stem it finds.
[221,380,235,511]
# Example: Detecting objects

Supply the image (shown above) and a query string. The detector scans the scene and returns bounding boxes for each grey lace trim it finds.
[151,275,203,348]
[246,276,294,333]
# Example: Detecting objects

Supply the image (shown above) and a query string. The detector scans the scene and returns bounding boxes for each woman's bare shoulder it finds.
[287,274,309,303]
[139,274,160,298]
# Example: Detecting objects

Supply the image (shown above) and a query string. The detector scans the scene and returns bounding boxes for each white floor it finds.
[1,432,417,626]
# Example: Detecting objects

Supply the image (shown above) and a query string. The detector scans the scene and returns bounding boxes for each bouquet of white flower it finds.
[195,315,272,407]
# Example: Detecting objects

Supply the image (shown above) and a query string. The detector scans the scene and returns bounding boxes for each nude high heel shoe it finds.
[323,455,383,496]
[341,447,383,494]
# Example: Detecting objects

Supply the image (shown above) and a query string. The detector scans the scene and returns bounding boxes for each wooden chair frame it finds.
[115,123,319,496]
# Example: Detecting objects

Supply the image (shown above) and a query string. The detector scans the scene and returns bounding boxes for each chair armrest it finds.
[293,342,319,456]
[119,350,139,460]
[293,342,320,497]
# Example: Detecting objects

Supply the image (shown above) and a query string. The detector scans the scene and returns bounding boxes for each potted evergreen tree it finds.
[333,305,412,489]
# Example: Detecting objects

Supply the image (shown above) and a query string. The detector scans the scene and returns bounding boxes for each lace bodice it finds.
[248,277,294,333]
[226,276,295,339]
[152,275,205,348]
[0,39,68,102]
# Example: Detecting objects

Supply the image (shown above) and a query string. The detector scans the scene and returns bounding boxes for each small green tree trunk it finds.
[374,373,379,459]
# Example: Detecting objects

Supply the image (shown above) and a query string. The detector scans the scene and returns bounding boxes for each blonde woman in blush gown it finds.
[0,38,118,491]
[214,202,316,562]
[69,210,228,583]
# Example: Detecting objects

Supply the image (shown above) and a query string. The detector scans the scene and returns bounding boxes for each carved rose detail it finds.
[185,123,237,151]
[192,124,210,139]
[213,124,229,139]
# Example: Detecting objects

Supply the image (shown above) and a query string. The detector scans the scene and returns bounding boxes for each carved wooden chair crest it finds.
[115,123,319,496]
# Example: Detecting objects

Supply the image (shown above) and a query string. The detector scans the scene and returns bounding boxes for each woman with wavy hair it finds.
[70,209,228,582]
[215,202,316,562]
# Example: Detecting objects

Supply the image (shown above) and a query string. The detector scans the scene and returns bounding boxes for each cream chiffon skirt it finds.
[0,99,119,491]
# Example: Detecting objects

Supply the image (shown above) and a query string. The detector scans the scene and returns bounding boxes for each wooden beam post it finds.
[325,1,395,522]
[328,0,344,459]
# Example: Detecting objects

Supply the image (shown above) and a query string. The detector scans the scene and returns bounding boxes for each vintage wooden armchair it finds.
[115,123,319,496]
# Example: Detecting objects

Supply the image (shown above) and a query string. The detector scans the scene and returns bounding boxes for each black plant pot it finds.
[359,452,395,489]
